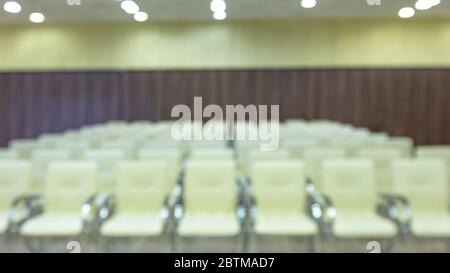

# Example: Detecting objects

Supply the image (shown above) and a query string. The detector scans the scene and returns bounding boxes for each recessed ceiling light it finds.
[121,0,140,14]
[3,1,21,13]
[301,0,317,9]
[29,12,45,23]
[213,10,226,20]
[134,11,148,22]
[210,0,226,13]
[415,0,433,10]
[398,7,415,19]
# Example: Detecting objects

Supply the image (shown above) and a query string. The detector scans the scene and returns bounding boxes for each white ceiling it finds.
[0,0,449,23]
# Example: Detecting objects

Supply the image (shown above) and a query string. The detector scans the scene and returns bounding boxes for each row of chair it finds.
[0,157,449,252]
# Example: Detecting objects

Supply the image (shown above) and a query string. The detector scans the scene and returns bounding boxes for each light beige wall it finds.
[0,19,450,71]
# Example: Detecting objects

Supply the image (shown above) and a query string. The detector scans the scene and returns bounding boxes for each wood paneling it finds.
[0,69,449,146]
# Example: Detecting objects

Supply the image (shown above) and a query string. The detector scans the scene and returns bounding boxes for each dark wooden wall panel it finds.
[0,69,449,147]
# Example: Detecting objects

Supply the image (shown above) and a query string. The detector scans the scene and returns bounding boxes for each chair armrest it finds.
[81,193,116,234]
[7,194,43,234]
[169,181,184,228]
[236,175,255,232]
[377,193,412,235]
[305,178,336,235]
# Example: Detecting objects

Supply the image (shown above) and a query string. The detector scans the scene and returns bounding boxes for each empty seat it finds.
[357,147,404,193]
[0,149,17,160]
[21,161,97,237]
[31,149,72,193]
[303,147,347,191]
[243,149,290,174]
[322,159,396,238]
[9,139,38,159]
[250,160,317,236]
[101,161,171,237]
[100,140,136,158]
[178,160,240,237]
[282,138,319,158]
[392,159,450,237]
[0,160,32,234]
[37,134,64,148]
[377,137,413,157]
[83,149,126,192]
[190,148,234,161]
[138,148,182,185]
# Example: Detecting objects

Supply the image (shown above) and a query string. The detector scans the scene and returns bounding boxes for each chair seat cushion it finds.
[255,214,317,236]
[334,215,396,238]
[21,214,82,236]
[412,214,450,237]
[101,214,163,237]
[178,214,240,236]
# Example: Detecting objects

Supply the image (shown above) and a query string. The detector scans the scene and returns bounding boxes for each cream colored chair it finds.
[244,149,289,174]
[392,159,450,238]
[83,149,126,193]
[377,137,413,157]
[9,139,38,159]
[31,149,71,193]
[100,161,172,251]
[138,148,182,186]
[322,159,396,239]
[282,138,319,159]
[37,134,64,148]
[0,149,17,160]
[176,160,243,252]
[249,160,317,252]
[100,140,136,158]
[304,147,347,191]
[56,140,91,159]
[20,161,98,238]
[328,138,366,156]
[416,146,450,202]
[0,160,33,235]
[357,147,405,193]
[190,148,234,161]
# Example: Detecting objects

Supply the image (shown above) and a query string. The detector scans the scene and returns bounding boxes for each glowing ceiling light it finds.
[415,0,440,10]
[210,0,226,13]
[213,10,226,20]
[398,7,415,18]
[121,0,139,14]
[301,0,317,9]
[134,11,148,22]
[29,12,45,23]
[3,1,21,13]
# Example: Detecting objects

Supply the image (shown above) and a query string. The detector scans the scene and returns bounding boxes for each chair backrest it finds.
[303,147,347,191]
[322,159,377,216]
[416,146,450,167]
[31,149,72,192]
[250,160,306,216]
[184,160,237,215]
[377,137,413,157]
[0,149,17,160]
[9,139,38,159]
[37,134,63,148]
[191,148,234,161]
[392,159,448,215]
[244,149,290,174]
[138,148,181,185]
[83,149,126,192]
[100,140,136,158]
[0,160,31,211]
[357,147,404,192]
[45,161,97,214]
[282,138,319,158]
[116,161,170,214]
